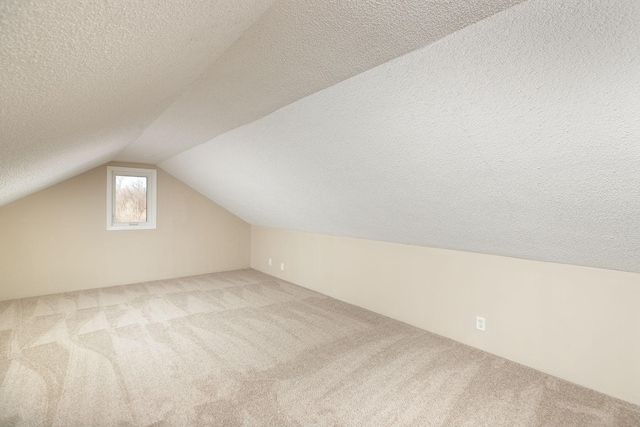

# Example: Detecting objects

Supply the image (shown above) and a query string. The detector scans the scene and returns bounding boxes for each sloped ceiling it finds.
[160,0,640,273]
[117,0,525,163]
[0,0,274,206]
[1,0,522,206]
[2,0,639,273]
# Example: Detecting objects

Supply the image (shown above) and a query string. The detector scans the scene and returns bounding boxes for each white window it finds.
[106,166,157,230]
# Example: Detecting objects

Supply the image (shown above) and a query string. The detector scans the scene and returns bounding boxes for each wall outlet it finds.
[476,316,486,331]
[268,258,272,266]
[280,262,285,271]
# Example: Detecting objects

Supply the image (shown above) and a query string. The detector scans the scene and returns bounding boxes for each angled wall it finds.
[251,226,640,406]
[0,163,251,300]
[162,0,640,274]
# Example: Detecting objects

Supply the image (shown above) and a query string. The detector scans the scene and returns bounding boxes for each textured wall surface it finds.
[163,0,640,273]
[0,163,251,300]
[0,0,274,207]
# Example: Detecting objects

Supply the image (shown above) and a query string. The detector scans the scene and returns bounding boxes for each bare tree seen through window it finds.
[114,175,147,222]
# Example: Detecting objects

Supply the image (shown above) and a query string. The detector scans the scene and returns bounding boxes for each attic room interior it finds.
[1,0,639,425]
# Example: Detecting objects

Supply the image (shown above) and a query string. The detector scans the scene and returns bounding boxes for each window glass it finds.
[106,166,157,230]
[114,175,147,223]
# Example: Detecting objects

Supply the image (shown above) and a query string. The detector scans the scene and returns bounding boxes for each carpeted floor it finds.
[0,269,638,426]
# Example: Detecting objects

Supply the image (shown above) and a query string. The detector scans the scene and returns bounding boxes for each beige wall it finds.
[251,226,640,406]
[0,163,251,300]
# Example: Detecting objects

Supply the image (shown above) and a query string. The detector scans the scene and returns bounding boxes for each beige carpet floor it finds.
[1,269,639,426]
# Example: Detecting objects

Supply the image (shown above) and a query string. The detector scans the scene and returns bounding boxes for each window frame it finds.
[106,166,157,231]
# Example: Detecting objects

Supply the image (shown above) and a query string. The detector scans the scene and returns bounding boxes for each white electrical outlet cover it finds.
[268,258,272,266]
[476,316,486,331]
[280,263,285,271]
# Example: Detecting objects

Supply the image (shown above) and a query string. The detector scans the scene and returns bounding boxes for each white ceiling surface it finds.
[162,0,640,273]
[118,0,524,163]
[1,0,522,207]
[0,0,274,207]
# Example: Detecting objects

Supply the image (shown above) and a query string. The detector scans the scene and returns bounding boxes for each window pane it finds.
[114,175,147,222]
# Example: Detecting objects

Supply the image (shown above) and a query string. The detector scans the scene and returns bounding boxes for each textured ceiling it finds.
[0,0,522,206]
[3,0,639,273]
[0,0,274,206]
[161,0,640,273]
[117,0,524,163]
